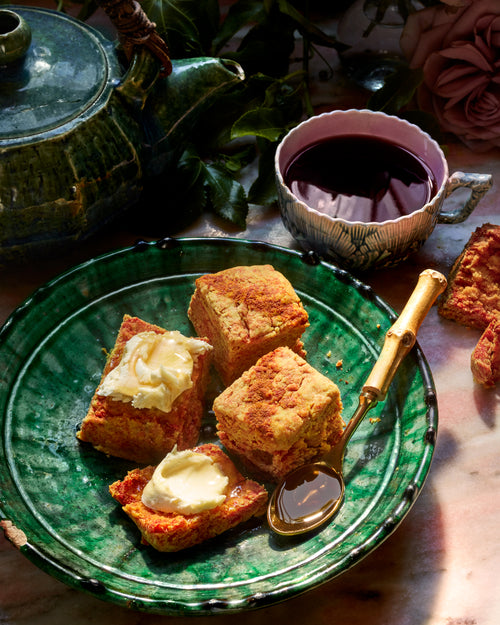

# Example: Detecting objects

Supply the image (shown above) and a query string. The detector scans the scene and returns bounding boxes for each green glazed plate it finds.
[0,238,437,615]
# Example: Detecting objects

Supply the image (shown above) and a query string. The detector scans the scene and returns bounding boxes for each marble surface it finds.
[2,3,500,624]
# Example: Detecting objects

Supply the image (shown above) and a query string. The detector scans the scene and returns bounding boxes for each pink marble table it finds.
[1,3,500,624]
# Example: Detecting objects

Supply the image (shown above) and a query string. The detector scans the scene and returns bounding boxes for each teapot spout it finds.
[142,56,245,177]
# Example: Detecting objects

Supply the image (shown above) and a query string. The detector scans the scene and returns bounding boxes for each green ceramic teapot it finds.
[0,2,244,264]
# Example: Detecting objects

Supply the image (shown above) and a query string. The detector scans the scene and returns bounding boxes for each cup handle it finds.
[437,171,493,224]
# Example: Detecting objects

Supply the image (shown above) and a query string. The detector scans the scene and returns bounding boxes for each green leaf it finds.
[204,163,249,228]
[262,72,305,123]
[248,139,279,206]
[191,72,302,151]
[141,0,220,57]
[132,145,207,234]
[231,107,286,142]
[225,3,296,77]
[220,144,257,174]
[212,0,267,54]
[276,0,345,50]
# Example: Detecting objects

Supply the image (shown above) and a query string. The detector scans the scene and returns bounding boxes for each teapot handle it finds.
[116,47,160,111]
[96,0,172,77]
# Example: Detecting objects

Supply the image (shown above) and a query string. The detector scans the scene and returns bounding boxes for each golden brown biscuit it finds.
[188,265,309,386]
[438,223,500,330]
[213,346,344,482]
[471,318,500,387]
[77,315,212,464]
[109,443,268,552]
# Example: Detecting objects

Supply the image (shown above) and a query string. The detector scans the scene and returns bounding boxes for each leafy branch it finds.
[53,0,443,232]
[54,0,345,232]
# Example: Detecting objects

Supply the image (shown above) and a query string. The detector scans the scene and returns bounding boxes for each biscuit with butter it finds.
[77,315,212,464]
[109,443,268,552]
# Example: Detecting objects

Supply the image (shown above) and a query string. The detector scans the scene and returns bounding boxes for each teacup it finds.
[275,109,492,271]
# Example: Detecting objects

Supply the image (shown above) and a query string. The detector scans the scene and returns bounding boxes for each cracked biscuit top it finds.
[188,264,309,386]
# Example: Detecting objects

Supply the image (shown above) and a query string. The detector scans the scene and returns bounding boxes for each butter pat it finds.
[98,330,211,413]
[141,447,229,514]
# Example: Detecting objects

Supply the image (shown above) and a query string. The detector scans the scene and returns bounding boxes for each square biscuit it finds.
[438,223,500,330]
[213,346,344,482]
[188,264,309,386]
[109,443,268,552]
[77,315,212,464]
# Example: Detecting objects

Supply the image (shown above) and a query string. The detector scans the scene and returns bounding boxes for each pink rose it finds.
[400,0,500,151]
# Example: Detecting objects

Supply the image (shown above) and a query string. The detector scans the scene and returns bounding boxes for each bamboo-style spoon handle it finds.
[362,269,447,401]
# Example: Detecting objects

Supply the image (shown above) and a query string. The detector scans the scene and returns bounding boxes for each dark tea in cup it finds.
[284,135,437,223]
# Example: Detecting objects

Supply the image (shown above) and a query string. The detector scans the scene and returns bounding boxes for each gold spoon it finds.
[267,268,447,537]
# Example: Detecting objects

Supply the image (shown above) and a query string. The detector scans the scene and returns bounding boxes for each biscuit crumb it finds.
[369,417,381,424]
[0,520,27,548]
[336,359,343,369]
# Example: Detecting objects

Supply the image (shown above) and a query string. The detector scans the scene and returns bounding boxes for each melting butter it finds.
[141,447,229,514]
[98,330,211,412]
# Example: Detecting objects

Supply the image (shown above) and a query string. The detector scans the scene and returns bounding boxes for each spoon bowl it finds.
[269,462,345,536]
[267,269,447,536]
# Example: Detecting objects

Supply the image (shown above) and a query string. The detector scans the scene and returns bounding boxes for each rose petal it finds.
[443,0,500,47]
[476,13,500,33]
[440,0,469,6]
[444,0,500,45]
[400,7,459,67]
[440,103,474,130]
[473,16,500,53]
[473,31,497,63]
[465,88,500,124]
[434,62,481,87]
[459,134,500,151]
[406,25,454,68]
[439,42,494,71]
[420,51,482,101]
[490,24,500,47]
[438,73,489,105]
[404,0,500,151]
[434,92,500,136]
[465,125,500,141]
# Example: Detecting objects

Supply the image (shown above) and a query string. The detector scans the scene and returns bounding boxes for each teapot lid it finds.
[0,6,122,142]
